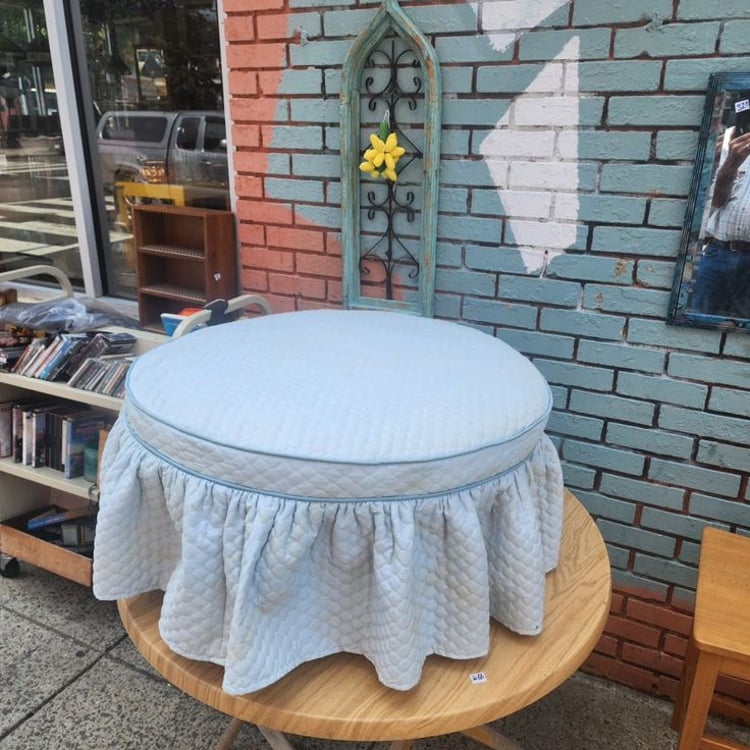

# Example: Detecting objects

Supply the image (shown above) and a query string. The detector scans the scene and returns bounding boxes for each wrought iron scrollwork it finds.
[340,0,441,317]
[359,38,424,300]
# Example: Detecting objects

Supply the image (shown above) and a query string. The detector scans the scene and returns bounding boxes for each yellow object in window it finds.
[359,112,405,182]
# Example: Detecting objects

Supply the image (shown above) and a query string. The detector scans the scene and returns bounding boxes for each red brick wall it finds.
[584,586,691,698]
[583,586,750,718]
[225,1,340,313]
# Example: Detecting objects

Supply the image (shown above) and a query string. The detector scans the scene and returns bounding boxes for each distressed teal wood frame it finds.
[340,0,442,317]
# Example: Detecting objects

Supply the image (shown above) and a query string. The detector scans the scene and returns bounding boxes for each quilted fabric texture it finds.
[93,309,564,693]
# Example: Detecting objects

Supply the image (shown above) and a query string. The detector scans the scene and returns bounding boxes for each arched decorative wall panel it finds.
[340,0,442,317]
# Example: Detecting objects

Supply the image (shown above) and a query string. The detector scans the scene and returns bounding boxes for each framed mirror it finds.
[667,72,750,332]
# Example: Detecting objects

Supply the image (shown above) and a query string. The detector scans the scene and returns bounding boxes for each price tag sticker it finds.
[469,671,487,685]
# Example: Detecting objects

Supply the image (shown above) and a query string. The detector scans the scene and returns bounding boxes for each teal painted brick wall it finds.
[436,35,513,64]
[519,28,612,60]
[616,372,708,409]
[614,22,720,58]
[569,390,655,425]
[540,308,626,339]
[268,125,324,151]
[576,491,636,523]
[577,340,665,372]
[678,0,748,19]
[547,410,604,441]
[599,474,686,511]
[228,0,750,701]
[709,386,750,415]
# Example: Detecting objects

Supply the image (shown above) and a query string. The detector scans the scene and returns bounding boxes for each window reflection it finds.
[0,1,79,287]
[81,0,227,299]
[0,2,226,301]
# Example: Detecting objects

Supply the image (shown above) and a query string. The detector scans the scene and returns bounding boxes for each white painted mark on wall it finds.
[477,1,581,274]
[479,0,570,53]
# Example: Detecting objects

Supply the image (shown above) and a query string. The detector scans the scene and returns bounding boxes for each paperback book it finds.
[59,331,136,382]
[0,399,13,458]
[63,412,112,479]
[37,333,92,381]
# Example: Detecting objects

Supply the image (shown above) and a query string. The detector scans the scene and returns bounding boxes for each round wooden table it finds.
[117,490,611,750]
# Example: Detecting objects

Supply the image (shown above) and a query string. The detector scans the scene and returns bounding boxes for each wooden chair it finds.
[672,526,750,750]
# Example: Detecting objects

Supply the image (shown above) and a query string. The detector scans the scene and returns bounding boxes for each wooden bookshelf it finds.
[133,204,238,331]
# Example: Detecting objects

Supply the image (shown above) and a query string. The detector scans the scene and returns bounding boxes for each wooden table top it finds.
[117,489,611,743]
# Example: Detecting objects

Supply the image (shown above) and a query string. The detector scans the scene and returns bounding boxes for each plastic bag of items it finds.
[0,296,140,333]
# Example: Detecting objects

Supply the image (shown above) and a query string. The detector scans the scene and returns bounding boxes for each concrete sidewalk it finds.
[2,561,749,750]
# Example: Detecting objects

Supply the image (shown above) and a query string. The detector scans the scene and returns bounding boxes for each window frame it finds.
[36,0,234,313]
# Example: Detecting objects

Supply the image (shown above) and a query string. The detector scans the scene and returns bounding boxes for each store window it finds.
[0,1,74,282]
[0,0,227,301]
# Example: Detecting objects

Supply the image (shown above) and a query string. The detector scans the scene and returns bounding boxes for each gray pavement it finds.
[2,560,749,750]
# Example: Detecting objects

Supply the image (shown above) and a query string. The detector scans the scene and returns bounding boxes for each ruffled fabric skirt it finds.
[94,413,564,694]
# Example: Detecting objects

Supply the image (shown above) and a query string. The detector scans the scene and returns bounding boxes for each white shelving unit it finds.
[0,266,265,587]
[0,317,165,586]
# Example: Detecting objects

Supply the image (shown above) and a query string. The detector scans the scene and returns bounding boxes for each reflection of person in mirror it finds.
[692,115,750,319]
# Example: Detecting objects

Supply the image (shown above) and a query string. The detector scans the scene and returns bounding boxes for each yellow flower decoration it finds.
[359,115,406,182]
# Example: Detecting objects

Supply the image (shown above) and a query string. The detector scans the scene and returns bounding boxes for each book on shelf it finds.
[26,505,91,531]
[0,344,28,370]
[97,355,135,396]
[63,411,112,479]
[11,398,37,463]
[109,360,131,397]
[66,357,101,390]
[31,404,50,468]
[31,401,85,468]
[35,402,89,471]
[37,333,92,381]
[9,339,36,376]
[26,334,65,379]
[60,518,96,547]
[0,399,12,458]
[6,397,85,469]
[58,330,137,382]
[42,402,89,471]
[11,336,50,376]
[22,406,33,465]
[67,353,136,395]
[5,329,138,386]
[20,399,56,466]
[28,335,69,379]
[0,325,36,371]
